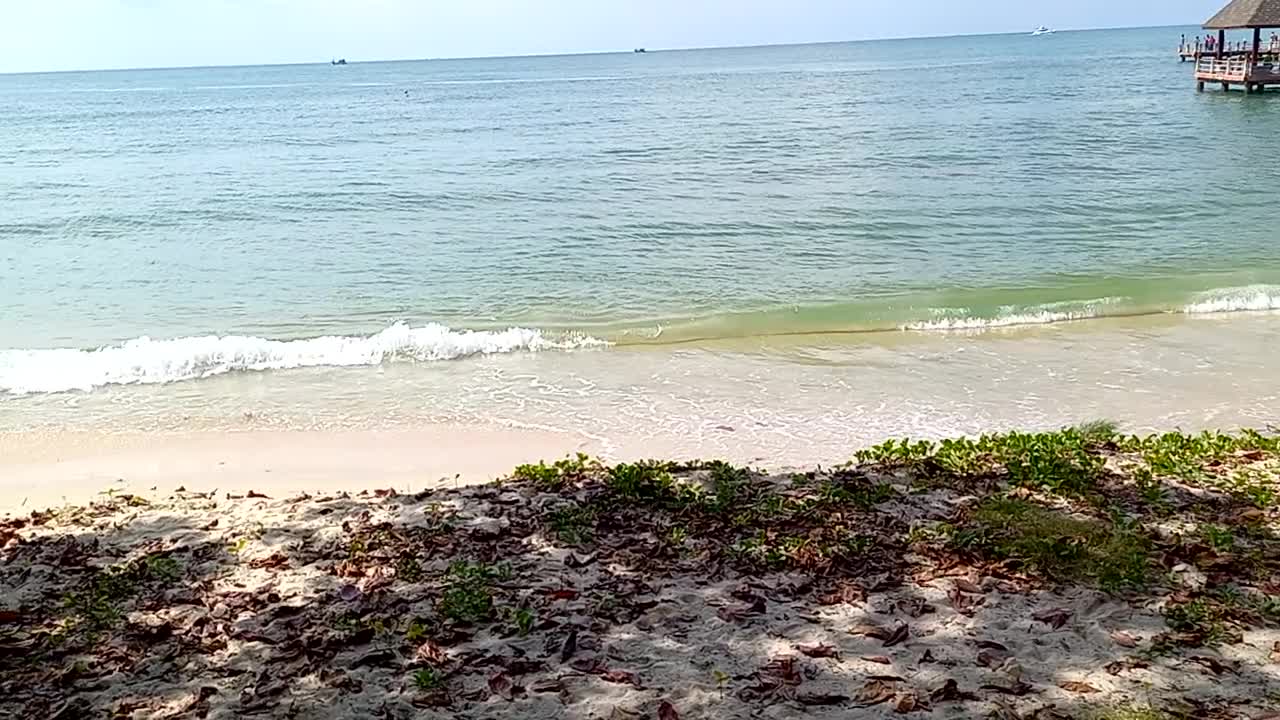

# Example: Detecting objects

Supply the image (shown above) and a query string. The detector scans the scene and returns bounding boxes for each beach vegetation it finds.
[511,607,535,636]
[397,556,424,583]
[606,461,673,499]
[951,497,1149,591]
[1199,524,1236,553]
[548,503,596,544]
[1075,419,1120,444]
[1159,598,1233,648]
[61,553,182,634]
[513,453,597,489]
[412,667,443,691]
[405,619,429,643]
[439,561,505,624]
[815,476,893,509]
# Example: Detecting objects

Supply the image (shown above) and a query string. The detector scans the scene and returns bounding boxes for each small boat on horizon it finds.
[633,48,647,54]
[1032,26,1054,36]
[331,58,348,65]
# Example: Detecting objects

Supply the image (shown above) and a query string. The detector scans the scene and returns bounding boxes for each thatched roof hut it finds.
[1205,0,1280,29]
[1196,0,1280,91]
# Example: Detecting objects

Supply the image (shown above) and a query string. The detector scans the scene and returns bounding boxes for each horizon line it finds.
[0,22,1195,77]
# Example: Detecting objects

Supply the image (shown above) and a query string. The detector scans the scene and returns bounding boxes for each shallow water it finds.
[3,26,1279,444]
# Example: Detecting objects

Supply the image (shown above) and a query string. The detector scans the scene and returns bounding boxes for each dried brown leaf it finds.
[976,650,1004,668]
[1057,680,1099,694]
[862,655,892,664]
[530,678,563,694]
[247,553,289,570]
[952,578,983,594]
[855,679,897,706]
[488,672,516,701]
[1109,631,1138,648]
[894,691,929,714]
[415,640,448,665]
[990,699,1022,720]
[980,681,1035,696]
[657,700,680,720]
[795,642,839,659]
[850,622,891,641]
[600,670,642,688]
[559,628,578,663]
[1104,657,1150,675]
[761,656,802,686]
[795,691,849,706]
[1189,655,1237,676]
[817,581,865,606]
[930,679,978,702]
[883,623,909,648]
[1031,608,1071,630]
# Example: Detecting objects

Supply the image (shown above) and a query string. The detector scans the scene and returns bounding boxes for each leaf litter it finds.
[3,445,1280,719]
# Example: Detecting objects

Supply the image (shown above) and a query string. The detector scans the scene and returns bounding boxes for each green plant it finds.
[1162,598,1231,646]
[606,461,688,504]
[1075,419,1120,445]
[705,461,751,513]
[815,478,893,509]
[513,453,597,489]
[933,437,990,476]
[228,537,250,554]
[548,503,596,544]
[664,524,689,547]
[439,561,502,623]
[953,497,1149,591]
[1200,524,1236,553]
[991,430,1103,495]
[1133,467,1167,508]
[413,668,443,691]
[61,554,184,633]
[405,620,429,643]
[855,438,936,466]
[397,556,424,583]
[513,608,535,636]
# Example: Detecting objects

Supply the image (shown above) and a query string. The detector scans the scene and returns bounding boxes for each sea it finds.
[4,26,1280,461]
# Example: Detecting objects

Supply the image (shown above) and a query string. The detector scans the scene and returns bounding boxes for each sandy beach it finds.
[0,427,600,514]
[4,426,1280,719]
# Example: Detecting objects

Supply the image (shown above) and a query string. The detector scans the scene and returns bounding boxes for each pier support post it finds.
[1197,80,1206,91]
[1222,82,1231,91]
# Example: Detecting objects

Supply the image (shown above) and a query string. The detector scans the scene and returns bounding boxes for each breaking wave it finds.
[0,322,607,395]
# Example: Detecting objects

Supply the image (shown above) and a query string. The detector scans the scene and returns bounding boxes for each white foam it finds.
[0,322,607,395]
[901,298,1126,332]
[903,309,1096,331]
[1183,285,1280,314]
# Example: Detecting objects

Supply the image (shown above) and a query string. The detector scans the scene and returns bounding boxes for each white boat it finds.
[1032,26,1054,36]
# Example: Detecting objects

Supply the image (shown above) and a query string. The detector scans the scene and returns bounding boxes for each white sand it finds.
[0,426,599,514]
[4,482,1278,719]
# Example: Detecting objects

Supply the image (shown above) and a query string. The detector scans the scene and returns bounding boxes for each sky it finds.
[1,0,1224,74]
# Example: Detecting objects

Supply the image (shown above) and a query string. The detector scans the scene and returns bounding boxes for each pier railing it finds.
[1195,56,1250,81]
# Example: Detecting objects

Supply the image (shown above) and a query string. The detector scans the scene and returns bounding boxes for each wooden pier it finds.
[1194,0,1280,92]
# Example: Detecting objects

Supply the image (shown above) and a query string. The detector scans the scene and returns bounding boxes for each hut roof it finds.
[1205,0,1280,28]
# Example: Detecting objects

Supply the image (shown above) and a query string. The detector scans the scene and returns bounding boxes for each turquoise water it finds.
[3,26,1280,397]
